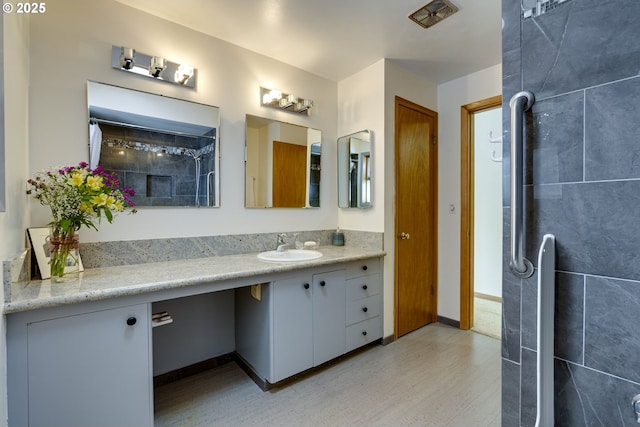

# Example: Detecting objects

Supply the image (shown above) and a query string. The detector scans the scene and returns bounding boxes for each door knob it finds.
[398,232,410,240]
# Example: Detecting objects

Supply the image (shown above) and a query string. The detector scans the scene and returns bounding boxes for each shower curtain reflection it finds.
[89,123,102,169]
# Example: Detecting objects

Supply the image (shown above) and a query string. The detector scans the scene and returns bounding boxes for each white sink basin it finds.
[257,249,323,263]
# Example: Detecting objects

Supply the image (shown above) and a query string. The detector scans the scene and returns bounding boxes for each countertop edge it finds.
[4,248,386,314]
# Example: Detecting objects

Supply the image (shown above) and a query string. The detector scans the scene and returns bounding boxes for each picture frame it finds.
[27,227,84,279]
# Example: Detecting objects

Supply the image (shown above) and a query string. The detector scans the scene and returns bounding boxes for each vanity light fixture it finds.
[294,99,314,113]
[119,47,135,70]
[112,45,197,88]
[175,64,194,85]
[149,56,166,78]
[262,89,282,105]
[260,87,313,115]
[279,94,298,109]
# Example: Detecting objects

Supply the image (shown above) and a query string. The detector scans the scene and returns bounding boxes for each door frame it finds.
[394,96,439,339]
[460,95,502,330]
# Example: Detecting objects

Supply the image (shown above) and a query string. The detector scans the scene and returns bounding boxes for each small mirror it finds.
[245,114,321,208]
[87,81,220,207]
[338,130,372,208]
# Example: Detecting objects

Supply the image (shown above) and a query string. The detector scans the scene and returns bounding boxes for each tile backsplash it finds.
[79,230,383,269]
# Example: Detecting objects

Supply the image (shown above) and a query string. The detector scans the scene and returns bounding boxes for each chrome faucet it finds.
[276,233,290,252]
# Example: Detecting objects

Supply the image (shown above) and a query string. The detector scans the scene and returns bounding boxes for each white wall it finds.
[436,64,502,321]
[473,108,503,298]
[27,0,338,243]
[337,60,385,232]
[1,12,31,427]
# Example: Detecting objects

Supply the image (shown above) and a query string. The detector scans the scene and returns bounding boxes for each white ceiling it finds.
[115,0,502,84]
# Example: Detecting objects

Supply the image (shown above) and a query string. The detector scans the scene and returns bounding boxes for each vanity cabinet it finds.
[236,259,382,386]
[8,303,153,427]
[271,269,346,382]
[236,267,348,384]
[310,269,347,365]
[272,275,314,381]
[345,259,382,352]
[7,252,384,426]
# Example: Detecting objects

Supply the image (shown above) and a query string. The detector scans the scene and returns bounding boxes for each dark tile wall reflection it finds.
[99,125,215,207]
[501,0,640,425]
[309,153,320,207]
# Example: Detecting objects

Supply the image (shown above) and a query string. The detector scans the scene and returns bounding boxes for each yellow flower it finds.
[114,200,124,211]
[105,195,117,210]
[86,175,104,191]
[80,201,93,214]
[91,193,109,206]
[68,172,85,187]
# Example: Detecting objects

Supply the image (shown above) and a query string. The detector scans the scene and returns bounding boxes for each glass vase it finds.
[49,231,80,282]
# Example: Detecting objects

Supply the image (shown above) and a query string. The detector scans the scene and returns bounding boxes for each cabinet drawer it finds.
[346,258,380,279]
[346,274,381,301]
[346,317,382,352]
[346,294,381,325]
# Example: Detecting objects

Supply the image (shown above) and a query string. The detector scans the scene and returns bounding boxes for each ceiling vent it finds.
[409,0,459,28]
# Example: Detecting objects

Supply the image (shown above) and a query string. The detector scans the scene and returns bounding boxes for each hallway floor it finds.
[472,297,502,340]
[155,323,501,427]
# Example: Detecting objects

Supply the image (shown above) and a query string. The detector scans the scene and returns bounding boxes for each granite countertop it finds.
[5,246,385,314]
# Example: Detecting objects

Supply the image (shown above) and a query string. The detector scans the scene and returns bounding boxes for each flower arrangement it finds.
[26,161,136,279]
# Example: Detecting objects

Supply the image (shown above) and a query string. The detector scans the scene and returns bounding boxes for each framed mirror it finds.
[338,130,372,208]
[87,81,220,207]
[245,114,321,208]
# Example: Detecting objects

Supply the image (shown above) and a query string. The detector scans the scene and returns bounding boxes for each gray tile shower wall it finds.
[585,78,640,181]
[521,0,640,99]
[501,0,640,425]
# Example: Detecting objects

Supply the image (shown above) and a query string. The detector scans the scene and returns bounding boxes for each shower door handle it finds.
[509,91,535,278]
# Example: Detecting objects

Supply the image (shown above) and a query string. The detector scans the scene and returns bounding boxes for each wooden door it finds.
[394,96,438,338]
[273,141,306,207]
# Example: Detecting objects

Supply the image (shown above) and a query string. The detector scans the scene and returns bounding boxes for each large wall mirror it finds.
[245,114,321,208]
[338,130,372,208]
[87,81,220,207]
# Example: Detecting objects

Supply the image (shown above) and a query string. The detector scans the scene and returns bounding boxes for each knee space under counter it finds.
[152,291,235,377]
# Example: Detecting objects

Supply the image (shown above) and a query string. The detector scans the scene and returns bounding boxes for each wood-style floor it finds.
[154,323,501,427]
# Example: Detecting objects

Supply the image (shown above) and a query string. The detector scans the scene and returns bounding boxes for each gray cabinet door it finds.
[312,269,346,365]
[27,304,152,427]
[273,276,313,382]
